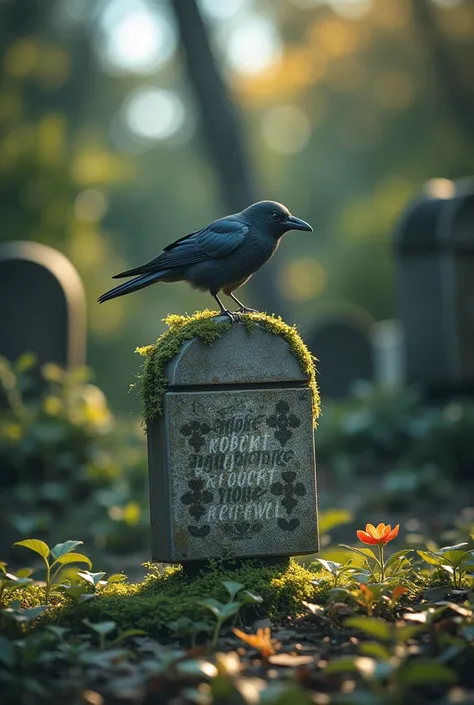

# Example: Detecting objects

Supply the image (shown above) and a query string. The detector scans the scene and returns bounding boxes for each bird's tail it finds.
[98,271,165,303]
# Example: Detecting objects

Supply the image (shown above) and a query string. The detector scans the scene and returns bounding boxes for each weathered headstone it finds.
[395,178,474,397]
[0,241,86,368]
[145,316,319,565]
[306,310,375,399]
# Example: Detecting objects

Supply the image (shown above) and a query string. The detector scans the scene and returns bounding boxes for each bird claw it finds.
[221,309,240,323]
[237,306,258,314]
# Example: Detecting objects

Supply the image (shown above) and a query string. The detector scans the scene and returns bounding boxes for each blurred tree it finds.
[170,0,283,315]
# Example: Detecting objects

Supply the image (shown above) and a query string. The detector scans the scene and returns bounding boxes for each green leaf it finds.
[83,619,116,636]
[237,590,263,604]
[395,625,422,642]
[417,550,440,566]
[339,544,378,564]
[359,642,391,661]
[77,571,105,586]
[344,617,392,641]
[438,543,468,554]
[222,581,245,601]
[22,605,48,622]
[14,539,49,560]
[46,626,70,639]
[198,598,223,618]
[326,657,359,674]
[50,541,84,559]
[398,661,456,686]
[109,628,147,646]
[311,558,342,574]
[53,553,92,569]
[107,573,127,584]
[440,550,470,567]
[219,602,242,620]
[385,549,412,569]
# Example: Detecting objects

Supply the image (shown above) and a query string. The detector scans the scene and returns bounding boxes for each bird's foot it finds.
[236,306,258,314]
[221,309,240,323]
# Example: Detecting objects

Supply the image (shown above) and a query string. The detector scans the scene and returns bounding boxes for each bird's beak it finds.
[285,214,313,232]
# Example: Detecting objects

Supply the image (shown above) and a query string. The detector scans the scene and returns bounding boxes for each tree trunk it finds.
[170,0,284,315]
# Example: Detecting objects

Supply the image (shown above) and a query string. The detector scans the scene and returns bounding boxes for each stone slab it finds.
[166,318,308,387]
[0,241,86,368]
[148,386,318,562]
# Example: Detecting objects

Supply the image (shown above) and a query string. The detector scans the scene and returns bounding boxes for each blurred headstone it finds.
[306,310,375,399]
[146,318,319,566]
[370,320,404,388]
[0,241,86,368]
[395,177,474,397]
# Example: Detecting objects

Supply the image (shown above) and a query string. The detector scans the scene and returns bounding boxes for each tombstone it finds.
[306,310,375,399]
[0,241,86,368]
[395,178,474,397]
[370,319,404,388]
[146,317,319,565]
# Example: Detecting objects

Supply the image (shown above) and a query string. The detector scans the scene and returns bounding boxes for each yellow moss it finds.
[136,310,320,425]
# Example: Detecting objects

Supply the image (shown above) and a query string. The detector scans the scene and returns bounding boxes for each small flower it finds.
[357,523,399,546]
[232,627,279,659]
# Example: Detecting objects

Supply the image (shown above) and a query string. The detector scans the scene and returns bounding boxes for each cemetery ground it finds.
[2,314,474,704]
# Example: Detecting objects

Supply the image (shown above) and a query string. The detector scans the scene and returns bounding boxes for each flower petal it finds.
[357,530,379,545]
[366,524,379,539]
[386,525,400,542]
[376,523,386,536]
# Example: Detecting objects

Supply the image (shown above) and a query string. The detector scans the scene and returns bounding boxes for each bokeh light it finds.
[74,190,108,223]
[124,88,186,142]
[279,258,327,301]
[423,178,456,200]
[99,0,176,74]
[225,15,282,75]
[261,105,312,154]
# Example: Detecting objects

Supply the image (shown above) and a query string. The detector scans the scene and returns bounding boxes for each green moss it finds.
[136,310,320,425]
[34,559,324,636]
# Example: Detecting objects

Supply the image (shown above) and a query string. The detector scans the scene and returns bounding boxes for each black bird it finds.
[98,200,312,319]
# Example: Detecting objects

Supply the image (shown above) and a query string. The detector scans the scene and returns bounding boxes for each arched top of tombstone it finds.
[0,241,86,367]
[138,311,320,423]
[395,177,474,254]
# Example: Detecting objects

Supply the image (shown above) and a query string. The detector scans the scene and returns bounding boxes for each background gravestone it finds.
[0,241,86,369]
[146,318,319,564]
[306,310,375,399]
[395,178,474,397]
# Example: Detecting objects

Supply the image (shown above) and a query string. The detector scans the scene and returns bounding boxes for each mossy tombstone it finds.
[140,311,320,565]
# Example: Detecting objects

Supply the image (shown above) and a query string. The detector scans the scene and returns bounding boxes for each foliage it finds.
[316,383,474,486]
[2,525,474,703]
[136,309,320,424]
[0,354,149,558]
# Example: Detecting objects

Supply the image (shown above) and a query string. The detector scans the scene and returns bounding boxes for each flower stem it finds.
[379,543,385,581]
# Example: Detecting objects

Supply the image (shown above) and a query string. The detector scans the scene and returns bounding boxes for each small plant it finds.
[340,522,411,583]
[198,580,262,649]
[417,542,474,590]
[14,539,91,604]
[82,619,146,651]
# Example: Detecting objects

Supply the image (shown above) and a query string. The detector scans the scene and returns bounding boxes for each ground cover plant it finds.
[3,520,474,704]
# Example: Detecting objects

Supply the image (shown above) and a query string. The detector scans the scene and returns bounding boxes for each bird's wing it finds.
[113,219,249,277]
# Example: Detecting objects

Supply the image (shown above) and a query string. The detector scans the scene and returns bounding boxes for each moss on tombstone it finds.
[136,310,320,424]
[41,559,323,636]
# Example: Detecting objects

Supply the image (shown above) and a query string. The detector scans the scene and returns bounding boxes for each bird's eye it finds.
[270,211,281,221]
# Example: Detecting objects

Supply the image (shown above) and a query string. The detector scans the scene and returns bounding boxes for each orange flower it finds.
[357,523,399,546]
[232,627,277,658]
